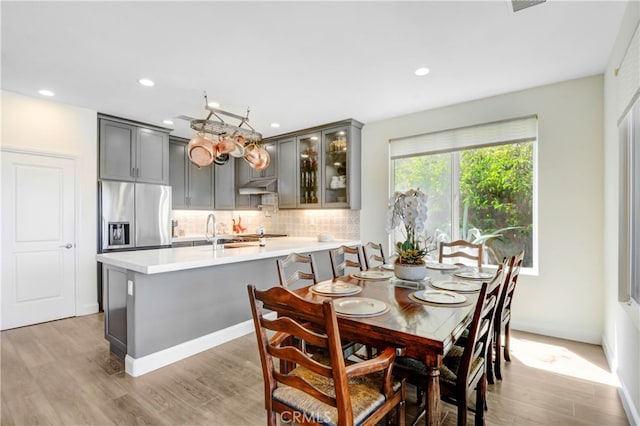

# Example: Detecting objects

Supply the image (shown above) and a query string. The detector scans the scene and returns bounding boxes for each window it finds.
[620,96,640,304]
[390,116,537,268]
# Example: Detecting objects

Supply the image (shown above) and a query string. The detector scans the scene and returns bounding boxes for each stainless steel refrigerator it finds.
[98,181,172,252]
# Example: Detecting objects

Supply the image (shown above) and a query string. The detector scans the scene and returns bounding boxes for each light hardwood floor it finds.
[1,313,629,425]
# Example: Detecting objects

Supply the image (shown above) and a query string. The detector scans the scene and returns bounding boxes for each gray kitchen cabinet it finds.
[169,137,214,210]
[234,157,254,209]
[169,140,188,209]
[267,119,363,209]
[103,264,128,358]
[214,158,235,210]
[99,116,169,184]
[277,137,297,208]
[321,124,361,209]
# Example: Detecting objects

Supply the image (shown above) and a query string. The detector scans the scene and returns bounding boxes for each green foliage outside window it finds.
[460,143,533,266]
[393,142,534,267]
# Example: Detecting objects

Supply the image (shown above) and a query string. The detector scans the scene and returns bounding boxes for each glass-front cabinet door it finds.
[297,132,321,208]
[322,126,350,207]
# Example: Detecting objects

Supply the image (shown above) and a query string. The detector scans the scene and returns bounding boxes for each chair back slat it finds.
[457,261,505,388]
[329,245,365,278]
[363,242,387,269]
[262,316,327,348]
[439,239,483,267]
[495,250,525,327]
[276,252,318,288]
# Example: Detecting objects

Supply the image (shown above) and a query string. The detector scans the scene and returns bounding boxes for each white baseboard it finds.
[511,319,602,344]
[602,336,640,426]
[125,312,276,377]
[76,303,99,316]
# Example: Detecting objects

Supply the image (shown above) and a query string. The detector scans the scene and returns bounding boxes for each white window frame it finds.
[389,116,539,275]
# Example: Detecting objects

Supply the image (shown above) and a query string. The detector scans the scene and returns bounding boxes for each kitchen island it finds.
[96,237,360,376]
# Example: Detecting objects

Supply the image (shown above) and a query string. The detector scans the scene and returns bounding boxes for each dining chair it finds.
[363,241,388,270]
[329,245,365,278]
[276,252,362,360]
[393,275,502,426]
[247,284,406,426]
[439,240,484,268]
[493,249,525,381]
[276,252,318,289]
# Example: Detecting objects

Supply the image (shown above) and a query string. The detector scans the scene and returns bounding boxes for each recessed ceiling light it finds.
[162,119,174,125]
[414,67,430,76]
[38,89,55,97]
[208,101,220,108]
[138,78,155,87]
[270,123,281,128]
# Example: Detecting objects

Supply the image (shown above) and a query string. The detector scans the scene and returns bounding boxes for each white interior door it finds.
[1,150,76,330]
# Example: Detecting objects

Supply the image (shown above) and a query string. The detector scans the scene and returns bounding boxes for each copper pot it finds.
[187,134,217,168]
[244,143,270,170]
[217,135,237,154]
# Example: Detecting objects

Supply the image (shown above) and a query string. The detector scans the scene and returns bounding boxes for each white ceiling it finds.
[1,1,628,139]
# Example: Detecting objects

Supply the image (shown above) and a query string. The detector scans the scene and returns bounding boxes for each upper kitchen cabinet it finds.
[169,137,214,210]
[322,125,361,208]
[99,116,170,184]
[270,119,362,209]
[276,137,297,208]
[214,159,235,210]
[297,132,322,208]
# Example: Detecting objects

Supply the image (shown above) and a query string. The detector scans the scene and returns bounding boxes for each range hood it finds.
[238,178,277,195]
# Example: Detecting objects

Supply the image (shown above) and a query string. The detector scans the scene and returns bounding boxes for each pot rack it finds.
[177,92,262,142]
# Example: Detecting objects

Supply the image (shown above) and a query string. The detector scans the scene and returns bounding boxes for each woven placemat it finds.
[408,292,473,307]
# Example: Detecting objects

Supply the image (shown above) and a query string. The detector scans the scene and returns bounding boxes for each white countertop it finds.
[96,237,361,274]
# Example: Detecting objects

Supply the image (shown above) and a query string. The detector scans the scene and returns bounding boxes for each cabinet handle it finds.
[135,167,139,178]
[131,167,135,177]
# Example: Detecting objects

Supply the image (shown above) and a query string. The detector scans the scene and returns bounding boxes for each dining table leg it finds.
[426,364,441,425]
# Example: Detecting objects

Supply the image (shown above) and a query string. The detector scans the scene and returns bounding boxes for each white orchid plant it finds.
[385,189,436,264]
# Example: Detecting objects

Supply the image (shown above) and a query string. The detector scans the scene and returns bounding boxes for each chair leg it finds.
[504,322,512,362]
[474,374,486,426]
[487,338,495,385]
[457,399,468,426]
[398,400,406,426]
[267,411,277,426]
[494,329,503,381]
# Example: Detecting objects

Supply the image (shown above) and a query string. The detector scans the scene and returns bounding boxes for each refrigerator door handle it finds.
[102,216,107,251]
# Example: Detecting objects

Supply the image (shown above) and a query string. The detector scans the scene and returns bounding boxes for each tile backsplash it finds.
[172,208,360,240]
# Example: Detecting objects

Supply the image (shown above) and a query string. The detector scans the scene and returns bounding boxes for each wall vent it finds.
[512,0,546,13]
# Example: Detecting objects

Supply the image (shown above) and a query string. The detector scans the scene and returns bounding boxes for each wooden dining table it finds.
[263,266,482,426]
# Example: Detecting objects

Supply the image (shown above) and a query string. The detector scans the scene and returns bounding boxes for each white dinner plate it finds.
[453,271,494,280]
[431,280,482,292]
[425,262,459,271]
[334,297,388,316]
[381,263,395,271]
[351,270,394,280]
[413,290,467,304]
[310,282,362,296]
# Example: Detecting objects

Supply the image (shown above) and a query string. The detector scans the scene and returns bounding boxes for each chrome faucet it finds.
[205,213,219,250]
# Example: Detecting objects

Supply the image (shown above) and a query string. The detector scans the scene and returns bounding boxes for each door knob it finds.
[59,243,73,249]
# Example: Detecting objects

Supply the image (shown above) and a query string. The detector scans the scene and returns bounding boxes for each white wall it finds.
[1,90,98,316]
[361,75,605,344]
[603,1,640,424]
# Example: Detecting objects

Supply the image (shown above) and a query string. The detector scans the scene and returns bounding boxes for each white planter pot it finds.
[394,262,427,281]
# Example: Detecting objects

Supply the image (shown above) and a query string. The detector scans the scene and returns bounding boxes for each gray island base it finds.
[97,237,359,376]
